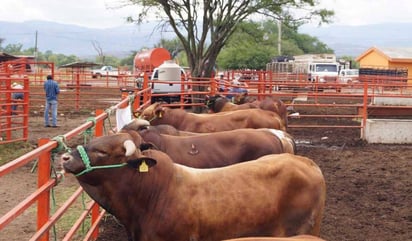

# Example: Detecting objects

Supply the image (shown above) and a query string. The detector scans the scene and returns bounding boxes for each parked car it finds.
[339,69,359,84]
[91,65,131,78]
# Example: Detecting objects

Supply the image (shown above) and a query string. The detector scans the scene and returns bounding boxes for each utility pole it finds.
[277,20,281,56]
[34,30,38,61]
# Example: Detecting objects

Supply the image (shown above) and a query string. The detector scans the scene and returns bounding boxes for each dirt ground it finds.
[1,111,411,241]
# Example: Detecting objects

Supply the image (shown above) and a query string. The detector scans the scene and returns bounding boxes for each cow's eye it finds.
[96,150,108,157]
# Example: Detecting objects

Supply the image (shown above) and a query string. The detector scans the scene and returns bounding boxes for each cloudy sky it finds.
[1,0,411,28]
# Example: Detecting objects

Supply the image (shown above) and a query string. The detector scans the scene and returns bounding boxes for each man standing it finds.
[44,75,60,127]
[11,82,24,114]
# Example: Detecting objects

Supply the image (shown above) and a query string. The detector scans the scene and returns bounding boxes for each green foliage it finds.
[98,55,121,67]
[217,21,278,70]
[120,51,137,68]
[2,43,24,54]
[217,20,334,70]
[125,0,334,78]
[340,56,360,68]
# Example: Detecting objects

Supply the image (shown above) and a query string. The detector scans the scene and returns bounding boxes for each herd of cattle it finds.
[60,94,327,241]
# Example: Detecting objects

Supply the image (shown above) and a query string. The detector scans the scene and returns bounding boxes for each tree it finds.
[0,38,4,50]
[92,40,105,64]
[217,20,335,70]
[2,43,24,54]
[217,21,277,70]
[125,0,333,78]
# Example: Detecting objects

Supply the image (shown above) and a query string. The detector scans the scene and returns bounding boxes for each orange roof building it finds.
[356,47,412,83]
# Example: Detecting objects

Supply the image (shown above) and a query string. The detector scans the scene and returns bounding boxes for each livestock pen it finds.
[1,66,412,240]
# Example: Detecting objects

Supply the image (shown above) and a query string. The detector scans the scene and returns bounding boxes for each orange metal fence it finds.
[0,74,30,143]
[2,64,412,144]
[1,67,412,240]
[0,93,141,240]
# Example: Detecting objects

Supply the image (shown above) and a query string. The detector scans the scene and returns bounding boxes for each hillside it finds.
[299,23,412,57]
[0,20,173,58]
[1,20,411,58]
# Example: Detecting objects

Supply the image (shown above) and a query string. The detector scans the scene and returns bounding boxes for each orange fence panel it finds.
[0,91,139,240]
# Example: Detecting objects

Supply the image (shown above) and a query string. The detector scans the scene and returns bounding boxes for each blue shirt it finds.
[44,79,60,101]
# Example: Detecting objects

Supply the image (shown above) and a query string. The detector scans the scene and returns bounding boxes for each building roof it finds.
[59,61,101,69]
[0,52,18,62]
[356,47,412,62]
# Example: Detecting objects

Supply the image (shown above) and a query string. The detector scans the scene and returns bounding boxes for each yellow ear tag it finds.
[139,161,149,172]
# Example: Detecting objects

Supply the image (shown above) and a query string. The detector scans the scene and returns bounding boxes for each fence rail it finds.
[1,65,412,240]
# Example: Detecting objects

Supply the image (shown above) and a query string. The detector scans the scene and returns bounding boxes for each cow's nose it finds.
[61,153,72,162]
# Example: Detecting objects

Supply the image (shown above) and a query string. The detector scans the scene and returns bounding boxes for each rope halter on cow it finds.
[75,145,127,177]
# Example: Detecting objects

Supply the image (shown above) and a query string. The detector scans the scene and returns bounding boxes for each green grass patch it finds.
[0,141,35,165]
[52,185,94,240]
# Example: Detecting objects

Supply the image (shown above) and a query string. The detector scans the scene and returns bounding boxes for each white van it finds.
[339,69,359,84]
[150,61,188,103]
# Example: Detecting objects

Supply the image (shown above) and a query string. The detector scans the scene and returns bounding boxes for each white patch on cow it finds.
[268,129,285,140]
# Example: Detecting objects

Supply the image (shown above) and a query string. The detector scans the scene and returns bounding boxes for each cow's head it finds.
[139,102,166,121]
[233,92,249,104]
[204,94,227,110]
[61,132,153,178]
[121,119,151,132]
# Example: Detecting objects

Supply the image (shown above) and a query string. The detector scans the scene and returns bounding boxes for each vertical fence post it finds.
[180,74,185,107]
[37,138,51,241]
[90,109,104,240]
[210,76,216,96]
[133,90,141,111]
[5,78,12,140]
[361,82,369,138]
[142,73,150,104]
[23,76,29,139]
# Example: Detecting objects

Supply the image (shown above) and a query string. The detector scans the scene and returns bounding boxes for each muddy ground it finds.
[96,119,412,241]
[1,111,411,241]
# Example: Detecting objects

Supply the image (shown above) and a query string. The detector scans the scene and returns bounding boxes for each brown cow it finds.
[121,123,296,168]
[61,133,326,241]
[122,119,196,136]
[138,102,286,132]
[234,93,289,128]
[222,235,326,241]
[205,94,259,112]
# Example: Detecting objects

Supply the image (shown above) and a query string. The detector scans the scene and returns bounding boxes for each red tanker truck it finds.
[133,47,171,74]
[134,48,189,103]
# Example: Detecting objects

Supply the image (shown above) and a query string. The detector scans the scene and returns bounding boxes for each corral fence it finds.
[1,60,412,144]
[1,61,412,239]
[0,92,150,241]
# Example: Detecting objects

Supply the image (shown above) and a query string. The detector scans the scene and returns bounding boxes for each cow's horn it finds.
[123,140,136,156]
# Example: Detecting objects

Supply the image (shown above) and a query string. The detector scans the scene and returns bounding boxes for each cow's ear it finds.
[127,157,157,172]
[133,109,142,118]
[155,107,165,119]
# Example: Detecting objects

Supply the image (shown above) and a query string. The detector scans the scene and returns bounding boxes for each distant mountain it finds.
[0,20,173,58]
[299,23,412,57]
[1,20,411,58]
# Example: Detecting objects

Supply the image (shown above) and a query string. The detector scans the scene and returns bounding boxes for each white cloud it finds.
[0,0,139,28]
[316,0,412,26]
[1,0,411,28]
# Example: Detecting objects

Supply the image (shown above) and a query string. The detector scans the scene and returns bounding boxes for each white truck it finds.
[292,54,340,84]
[91,65,130,78]
[267,54,341,91]
[149,61,189,103]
